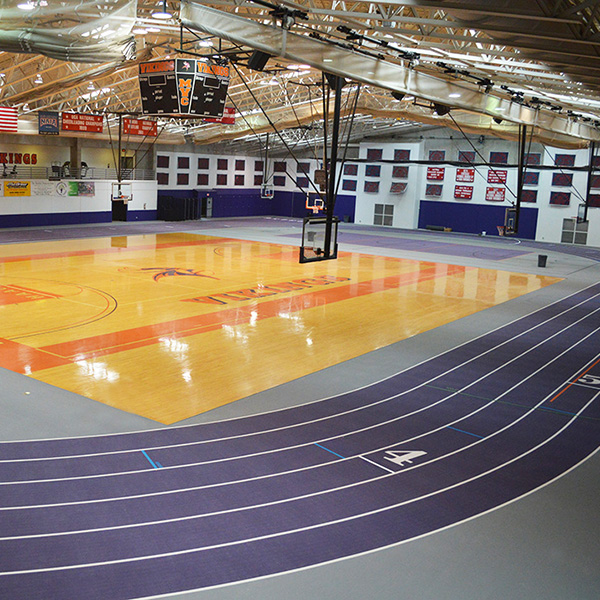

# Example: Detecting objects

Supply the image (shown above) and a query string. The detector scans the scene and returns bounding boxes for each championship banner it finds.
[485,187,506,202]
[4,181,30,196]
[487,169,507,184]
[456,168,474,182]
[123,118,158,137]
[454,185,473,200]
[38,111,59,135]
[426,167,445,181]
[62,113,104,133]
[204,106,235,124]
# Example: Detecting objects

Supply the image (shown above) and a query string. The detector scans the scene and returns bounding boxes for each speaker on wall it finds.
[248,50,272,71]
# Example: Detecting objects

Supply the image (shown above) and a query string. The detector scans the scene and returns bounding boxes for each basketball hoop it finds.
[497,225,505,237]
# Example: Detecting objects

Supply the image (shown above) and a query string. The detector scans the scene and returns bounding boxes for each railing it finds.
[0,166,156,181]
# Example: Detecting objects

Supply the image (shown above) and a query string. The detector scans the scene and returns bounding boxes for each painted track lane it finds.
[0,286,599,598]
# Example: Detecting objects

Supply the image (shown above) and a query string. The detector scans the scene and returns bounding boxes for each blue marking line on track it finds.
[540,406,577,417]
[446,426,484,439]
[141,450,160,469]
[314,443,346,459]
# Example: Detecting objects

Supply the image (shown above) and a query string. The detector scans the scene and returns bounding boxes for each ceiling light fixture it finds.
[152,0,172,20]
[17,0,36,10]
[34,74,43,85]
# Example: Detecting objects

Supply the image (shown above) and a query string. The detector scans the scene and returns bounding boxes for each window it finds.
[178,156,190,169]
[392,166,409,178]
[552,173,573,187]
[254,174,263,186]
[367,148,383,160]
[458,151,475,162]
[217,158,228,170]
[343,164,358,176]
[157,172,169,185]
[342,179,357,191]
[523,171,539,185]
[157,155,170,168]
[374,203,393,226]
[255,160,264,172]
[550,191,570,205]
[234,174,245,186]
[489,151,508,164]
[296,177,309,189]
[555,154,575,167]
[217,173,228,185]
[274,161,287,173]
[273,175,286,186]
[394,149,410,161]
[297,162,311,174]
[177,173,189,185]
[365,165,381,177]
[197,173,209,186]
[198,157,209,169]
[364,181,379,193]
[235,159,245,171]
[429,150,445,162]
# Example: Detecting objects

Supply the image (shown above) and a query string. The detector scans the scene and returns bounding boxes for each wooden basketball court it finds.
[0,232,560,423]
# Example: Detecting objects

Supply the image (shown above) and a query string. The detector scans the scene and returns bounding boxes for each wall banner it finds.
[38,112,59,135]
[68,181,96,196]
[4,181,31,196]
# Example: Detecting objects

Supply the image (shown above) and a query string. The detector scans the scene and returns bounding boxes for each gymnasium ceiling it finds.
[1,0,600,155]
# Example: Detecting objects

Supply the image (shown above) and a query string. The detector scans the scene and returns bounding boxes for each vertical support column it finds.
[515,123,527,236]
[70,137,82,177]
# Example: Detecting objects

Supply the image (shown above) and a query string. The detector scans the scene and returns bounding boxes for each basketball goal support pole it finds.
[514,123,527,236]
[324,74,344,257]
[583,140,596,223]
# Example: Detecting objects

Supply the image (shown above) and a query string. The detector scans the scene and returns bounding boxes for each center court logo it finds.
[119,267,219,282]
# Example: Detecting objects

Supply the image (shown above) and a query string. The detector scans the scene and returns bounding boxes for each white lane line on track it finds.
[0,389,597,575]
[1,329,598,543]
[1,281,599,451]
[1,285,599,474]
[1,296,599,500]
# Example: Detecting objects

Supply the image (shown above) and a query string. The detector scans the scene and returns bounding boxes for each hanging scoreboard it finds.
[139,58,230,117]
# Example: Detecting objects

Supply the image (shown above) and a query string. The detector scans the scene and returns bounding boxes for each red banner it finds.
[456,168,474,182]
[486,187,506,202]
[62,113,103,133]
[426,167,445,181]
[454,185,473,200]
[123,118,158,137]
[487,169,507,184]
[204,107,235,124]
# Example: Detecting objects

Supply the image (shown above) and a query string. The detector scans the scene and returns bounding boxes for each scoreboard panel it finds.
[139,58,229,117]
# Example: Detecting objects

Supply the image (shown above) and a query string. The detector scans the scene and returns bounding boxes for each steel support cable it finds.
[230,61,322,198]
[449,113,518,203]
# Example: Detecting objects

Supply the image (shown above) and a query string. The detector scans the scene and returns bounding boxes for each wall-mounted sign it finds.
[456,168,474,182]
[0,152,37,165]
[426,167,445,180]
[38,111,59,135]
[487,169,507,184]
[454,185,473,200]
[123,118,158,137]
[485,187,506,202]
[4,181,30,196]
[62,113,104,133]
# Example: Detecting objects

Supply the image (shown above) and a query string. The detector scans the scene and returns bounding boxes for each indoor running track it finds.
[1,283,599,599]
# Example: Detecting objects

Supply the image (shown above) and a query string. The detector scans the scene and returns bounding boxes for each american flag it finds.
[0,107,18,132]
